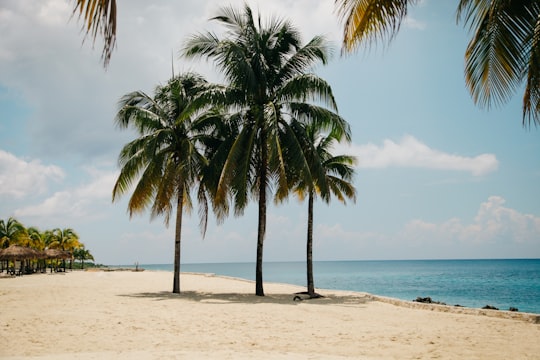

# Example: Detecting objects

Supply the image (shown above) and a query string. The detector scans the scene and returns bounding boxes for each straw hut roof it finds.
[44,248,72,260]
[0,245,41,261]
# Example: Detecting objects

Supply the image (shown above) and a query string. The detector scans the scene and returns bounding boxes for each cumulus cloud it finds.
[312,196,540,260]
[14,167,117,219]
[0,149,65,198]
[337,135,498,176]
[402,196,540,246]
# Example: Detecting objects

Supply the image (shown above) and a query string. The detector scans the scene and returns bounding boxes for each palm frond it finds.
[289,102,351,142]
[458,0,540,126]
[72,0,117,68]
[523,7,540,126]
[278,74,339,111]
[278,35,332,81]
[335,0,414,53]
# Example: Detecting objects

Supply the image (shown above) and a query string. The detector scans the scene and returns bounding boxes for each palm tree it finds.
[292,123,356,297]
[47,228,80,270]
[73,247,95,269]
[113,72,219,294]
[72,0,117,68]
[27,226,47,272]
[183,4,349,296]
[335,0,540,126]
[0,217,27,248]
[48,228,81,251]
[27,227,46,251]
[0,218,28,271]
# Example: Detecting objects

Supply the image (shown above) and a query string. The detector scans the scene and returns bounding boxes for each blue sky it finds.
[1,0,539,265]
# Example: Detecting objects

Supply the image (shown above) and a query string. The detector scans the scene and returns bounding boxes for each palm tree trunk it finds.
[256,186,266,296]
[307,191,315,296]
[256,131,268,297]
[173,184,184,294]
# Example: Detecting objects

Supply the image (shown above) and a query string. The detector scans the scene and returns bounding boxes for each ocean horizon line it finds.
[109,257,540,267]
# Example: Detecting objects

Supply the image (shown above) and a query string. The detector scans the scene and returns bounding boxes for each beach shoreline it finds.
[1,270,539,359]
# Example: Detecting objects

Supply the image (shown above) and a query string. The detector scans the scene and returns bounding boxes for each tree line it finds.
[0,217,94,268]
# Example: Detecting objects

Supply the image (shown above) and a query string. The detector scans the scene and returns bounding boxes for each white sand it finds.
[1,270,539,359]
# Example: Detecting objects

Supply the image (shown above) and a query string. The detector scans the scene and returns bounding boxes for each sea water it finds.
[117,259,540,314]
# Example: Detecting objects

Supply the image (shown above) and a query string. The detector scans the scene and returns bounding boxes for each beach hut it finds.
[0,245,40,275]
[45,248,72,272]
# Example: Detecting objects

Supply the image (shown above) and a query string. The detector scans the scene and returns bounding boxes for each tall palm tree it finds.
[292,123,356,297]
[183,4,349,296]
[113,72,219,294]
[72,0,117,68]
[335,0,540,126]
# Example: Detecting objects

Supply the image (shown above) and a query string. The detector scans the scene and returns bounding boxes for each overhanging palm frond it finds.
[523,11,540,125]
[336,0,414,53]
[458,0,540,126]
[72,0,117,68]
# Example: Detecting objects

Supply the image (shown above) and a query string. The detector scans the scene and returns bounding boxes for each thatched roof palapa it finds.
[44,248,72,260]
[0,245,41,261]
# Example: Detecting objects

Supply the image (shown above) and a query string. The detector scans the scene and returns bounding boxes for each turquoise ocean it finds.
[115,259,540,314]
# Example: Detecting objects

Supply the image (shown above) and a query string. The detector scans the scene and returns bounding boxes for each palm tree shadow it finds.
[119,291,370,306]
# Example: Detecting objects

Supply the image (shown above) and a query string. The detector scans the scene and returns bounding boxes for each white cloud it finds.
[0,0,343,163]
[337,135,498,176]
[312,196,540,260]
[402,196,540,246]
[403,17,427,31]
[0,149,65,198]
[14,167,117,219]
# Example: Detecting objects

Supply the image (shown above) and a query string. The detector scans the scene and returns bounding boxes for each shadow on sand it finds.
[119,290,371,306]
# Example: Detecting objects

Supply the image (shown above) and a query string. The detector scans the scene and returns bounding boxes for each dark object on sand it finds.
[509,307,519,312]
[482,305,499,310]
[413,297,446,305]
[293,291,325,301]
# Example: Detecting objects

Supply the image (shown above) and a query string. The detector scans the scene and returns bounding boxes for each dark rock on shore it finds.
[413,297,446,305]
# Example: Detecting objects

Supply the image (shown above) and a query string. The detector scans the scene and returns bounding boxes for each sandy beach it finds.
[1,270,539,359]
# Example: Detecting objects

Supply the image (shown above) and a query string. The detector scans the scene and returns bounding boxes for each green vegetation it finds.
[182,4,353,296]
[291,124,357,297]
[73,247,95,269]
[113,4,356,296]
[113,73,227,293]
[0,217,94,270]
